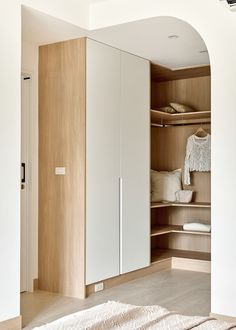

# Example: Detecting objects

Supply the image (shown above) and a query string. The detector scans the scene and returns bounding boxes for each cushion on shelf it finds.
[151,169,182,202]
[157,106,177,114]
[170,103,195,113]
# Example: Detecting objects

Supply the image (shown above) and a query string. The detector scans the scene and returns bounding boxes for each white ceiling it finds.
[90,17,210,69]
[22,6,210,69]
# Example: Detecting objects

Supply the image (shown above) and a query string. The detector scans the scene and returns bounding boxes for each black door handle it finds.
[21,163,25,183]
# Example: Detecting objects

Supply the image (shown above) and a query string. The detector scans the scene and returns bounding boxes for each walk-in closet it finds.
[150,64,211,272]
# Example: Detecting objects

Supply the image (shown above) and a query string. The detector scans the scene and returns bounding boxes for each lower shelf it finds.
[151,224,211,237]
[151,248,211,264]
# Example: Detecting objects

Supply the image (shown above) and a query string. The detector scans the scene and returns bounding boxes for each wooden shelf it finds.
[151,202,211,209]
[172,202,211,208]
[151,248,211,264]
[151,202,171,209]
[151,224,211,237]
[151,63,211,83]
[151,109,211,126]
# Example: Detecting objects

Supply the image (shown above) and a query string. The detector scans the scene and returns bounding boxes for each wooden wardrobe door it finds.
[120,52,150,274]
[39,39,86,298]
[86,39,120,284]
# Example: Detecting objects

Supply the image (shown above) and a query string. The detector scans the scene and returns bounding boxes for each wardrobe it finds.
[39,38,150,298]
[39,37,211,300]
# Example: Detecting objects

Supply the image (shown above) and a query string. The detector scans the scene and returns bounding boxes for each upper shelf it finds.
[151,64,211,83]
[151,109,211,126]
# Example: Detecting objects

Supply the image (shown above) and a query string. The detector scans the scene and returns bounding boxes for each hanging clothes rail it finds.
[150,109,211,127]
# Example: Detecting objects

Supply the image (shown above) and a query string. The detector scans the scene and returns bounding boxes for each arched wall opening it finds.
[89,4,236,317]
[147,16,211,317]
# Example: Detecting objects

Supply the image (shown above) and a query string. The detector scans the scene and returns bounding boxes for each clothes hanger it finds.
[194,123,208,138]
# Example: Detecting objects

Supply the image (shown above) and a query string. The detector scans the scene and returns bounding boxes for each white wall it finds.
[0,0,21,322]
[22,41,39,291]
[21,0,89,29]
[89,0,236,318]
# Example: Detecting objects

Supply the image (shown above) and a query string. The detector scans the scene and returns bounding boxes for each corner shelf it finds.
[151,224,211,237]
[151,109,211,126]
[151,248,211,264]
[151,202,170,209]
[151,202,211,209]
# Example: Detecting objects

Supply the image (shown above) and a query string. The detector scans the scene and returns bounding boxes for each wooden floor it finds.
[21,270,210,329]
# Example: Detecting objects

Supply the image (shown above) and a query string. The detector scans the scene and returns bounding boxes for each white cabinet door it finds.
[86,39,120,284]
[120,52,150,274]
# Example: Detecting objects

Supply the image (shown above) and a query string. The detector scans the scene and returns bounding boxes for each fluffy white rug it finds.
[33,301,236,329]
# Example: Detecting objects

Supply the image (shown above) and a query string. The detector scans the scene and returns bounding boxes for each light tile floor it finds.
[21,269,210,329]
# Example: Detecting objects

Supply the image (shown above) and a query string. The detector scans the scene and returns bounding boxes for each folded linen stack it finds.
[183,222,211,233]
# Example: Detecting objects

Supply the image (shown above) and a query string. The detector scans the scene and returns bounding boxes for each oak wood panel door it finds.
[120,52,150,274]
[86,39,120,284]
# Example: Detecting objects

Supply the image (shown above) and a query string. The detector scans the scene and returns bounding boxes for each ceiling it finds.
[90,17,210,69]
[22,6,210,69]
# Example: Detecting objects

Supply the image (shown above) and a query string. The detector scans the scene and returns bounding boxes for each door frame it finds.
[21,71,32,292]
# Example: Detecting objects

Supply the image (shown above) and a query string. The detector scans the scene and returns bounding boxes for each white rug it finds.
[33,301,236,330]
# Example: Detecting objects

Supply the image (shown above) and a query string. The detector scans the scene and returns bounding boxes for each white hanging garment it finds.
[184,134,211,185]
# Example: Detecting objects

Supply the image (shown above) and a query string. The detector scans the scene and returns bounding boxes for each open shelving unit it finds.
[151,201,211,265]
[150,63,211,271]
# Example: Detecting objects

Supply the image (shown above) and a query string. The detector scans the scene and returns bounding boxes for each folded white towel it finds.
[183,222,211,233]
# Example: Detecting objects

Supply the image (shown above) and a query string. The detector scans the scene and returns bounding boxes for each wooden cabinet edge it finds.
[209,313,236,323]
[0,316,22,330]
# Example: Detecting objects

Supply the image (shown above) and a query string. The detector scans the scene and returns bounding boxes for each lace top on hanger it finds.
[184,133,211,185]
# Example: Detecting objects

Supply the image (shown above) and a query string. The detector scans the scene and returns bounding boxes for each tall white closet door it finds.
[86,39,120,284]
[120,52,150,274]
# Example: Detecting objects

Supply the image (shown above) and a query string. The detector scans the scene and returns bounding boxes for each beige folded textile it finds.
[183,222,211,232]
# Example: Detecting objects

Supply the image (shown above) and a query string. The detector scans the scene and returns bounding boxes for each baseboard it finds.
[0,316,21,330]
[33,278,39,291]
[172,257,211,273]
[210,313,236,323]
[86,259,171,296]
